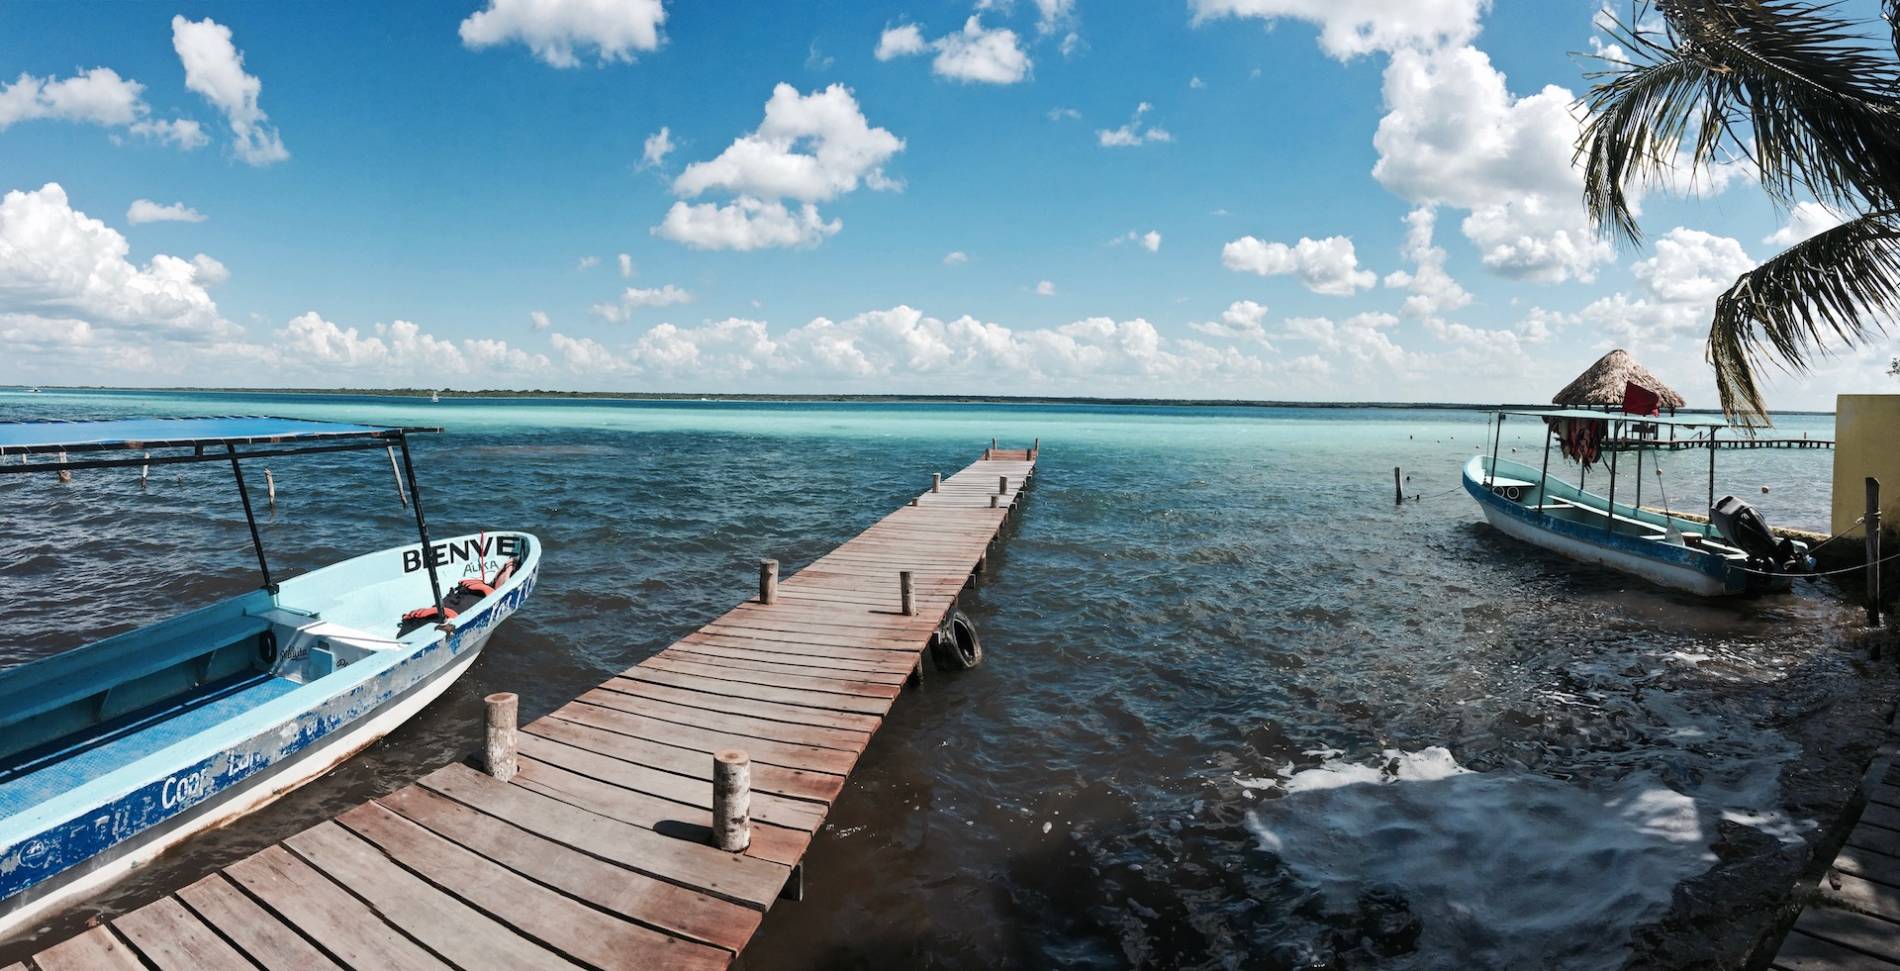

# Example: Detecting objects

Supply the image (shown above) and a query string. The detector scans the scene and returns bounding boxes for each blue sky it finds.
[1,0,1892,408]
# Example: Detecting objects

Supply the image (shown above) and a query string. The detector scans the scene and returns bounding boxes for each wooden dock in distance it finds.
[1769,729,1900,970]
[10,444,1038,971]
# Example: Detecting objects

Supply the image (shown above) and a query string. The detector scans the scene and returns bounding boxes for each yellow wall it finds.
[1832,394,1900,537]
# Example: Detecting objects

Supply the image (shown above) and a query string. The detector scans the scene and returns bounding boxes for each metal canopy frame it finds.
[1488,409,1723,535]
[1,419,449,618]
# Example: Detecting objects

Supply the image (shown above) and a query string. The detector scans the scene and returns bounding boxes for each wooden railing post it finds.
[900,571,915,616]
[484,692,518,782]
[998,475,1008,495]
[931,473,941,493]
[759,559,778,605]
[1869,477,1883,629]
[713,750,751,852]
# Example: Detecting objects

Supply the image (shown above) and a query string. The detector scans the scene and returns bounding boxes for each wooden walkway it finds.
[9,445,1038,971]
[1770,728,1900,970]
[1607,437,1834,451]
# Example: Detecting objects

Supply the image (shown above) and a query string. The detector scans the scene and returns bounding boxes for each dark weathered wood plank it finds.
[225,844,451,971]
[1773,927,1900,971]
[113,895,255,971]
[513,756,810,867]
[1785,906,1900,967]
[336,801,729,971]
[175,873,344,971]
[29,926,145,971]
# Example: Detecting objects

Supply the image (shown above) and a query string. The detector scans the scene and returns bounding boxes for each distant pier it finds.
[1606,436,1834,452]
[10,444,1039,970]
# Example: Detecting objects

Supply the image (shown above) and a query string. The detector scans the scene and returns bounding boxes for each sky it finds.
[1,0,1894,409]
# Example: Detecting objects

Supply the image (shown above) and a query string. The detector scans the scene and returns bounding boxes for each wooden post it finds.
[1869,477,1883,629]
[900,571,915,616]
[387,446,410,508]
[932,472,941,493]
[1394,466,1403,505]
[56,450,71,484]
[759,559,778,605]
[484,692,518,782]
[991,494,1000,508]
[140,451,150,485]
[265,468,276,507]
[998,475,1008,495]
[713,750,751,852]
[1032,437,1040,457]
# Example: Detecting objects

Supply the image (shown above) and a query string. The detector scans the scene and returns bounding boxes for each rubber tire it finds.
[931,610,983,671]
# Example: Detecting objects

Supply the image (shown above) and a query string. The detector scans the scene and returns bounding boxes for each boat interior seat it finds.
[0,614,276,761]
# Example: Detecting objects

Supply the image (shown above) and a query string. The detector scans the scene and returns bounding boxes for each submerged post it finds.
[932,472,942,493]
[387,445,410,509]
[900,570,915,616]
[1869,477,1883,629]
[484,692,518,782]
[265,468,277,508]
[56,450,71,484]
[713,750,751,852]
[759,559,778,605]
[1394,466,1403,505]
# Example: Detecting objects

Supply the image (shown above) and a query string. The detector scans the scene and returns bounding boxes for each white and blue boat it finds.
[0,417,539,936]
[1464,409,1810,597]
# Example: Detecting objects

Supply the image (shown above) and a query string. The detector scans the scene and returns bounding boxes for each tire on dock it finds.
[931,611,983,671]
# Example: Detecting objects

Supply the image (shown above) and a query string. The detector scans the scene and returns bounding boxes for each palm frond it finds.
[1709,210,1900,422]
[1580,45,1733,246]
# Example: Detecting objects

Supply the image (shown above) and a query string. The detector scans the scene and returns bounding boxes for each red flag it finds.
[1622,381,1660,416]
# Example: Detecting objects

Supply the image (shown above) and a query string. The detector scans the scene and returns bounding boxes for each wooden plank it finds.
[649,651,909,695]
[514,756,810,867]
[520,729,826,829]
[643,655,901,700]
[336,801,729,971]
[526,714,844,804]
[175,873,343,971]
[420,763,788,909]
[1774,927,1900,971]
[681,630,920,666]
[1850,824,1900,859]
[668,639,914,678]
[579,686,872,751]
[602,675,884,733]
[1825,870,1900,923]
[225,844,451,971]
[113,896,255,971]
[1860,802,1900,832]
[1785,906,1900,968]
[284,821,573,970]
[375,785,761,954]
[549,699,858,775]
[691,622,922,652]
[30,926,144,971]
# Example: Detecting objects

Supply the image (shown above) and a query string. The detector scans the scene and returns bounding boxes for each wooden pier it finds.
[1606,436,1834,452]
[8,444,1038,971]
[1769,728,1900,970]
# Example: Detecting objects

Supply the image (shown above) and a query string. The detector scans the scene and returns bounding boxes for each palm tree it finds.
[1579,0,1900,423]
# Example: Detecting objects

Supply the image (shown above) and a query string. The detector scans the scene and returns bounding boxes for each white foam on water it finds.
[1244,745,1806,969]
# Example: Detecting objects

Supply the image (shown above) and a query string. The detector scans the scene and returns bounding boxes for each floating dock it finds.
[7,444,1038,970]
[1769,728,1900,970]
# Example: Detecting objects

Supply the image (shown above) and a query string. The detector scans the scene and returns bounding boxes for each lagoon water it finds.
[0,389,1887,969]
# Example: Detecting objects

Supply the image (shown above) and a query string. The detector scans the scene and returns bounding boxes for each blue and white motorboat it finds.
[0,417,539,936]
[1464,409,1811,597]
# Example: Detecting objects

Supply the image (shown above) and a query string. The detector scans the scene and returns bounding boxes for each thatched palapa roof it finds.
[1551,349,1685,411]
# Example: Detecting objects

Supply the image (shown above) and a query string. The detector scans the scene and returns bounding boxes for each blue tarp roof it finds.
[0,417,423,453]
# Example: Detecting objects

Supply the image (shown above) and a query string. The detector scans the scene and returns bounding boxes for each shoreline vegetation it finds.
[0,386,1838,417]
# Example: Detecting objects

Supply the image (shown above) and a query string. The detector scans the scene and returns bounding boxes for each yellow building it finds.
[1833,395,1900,542]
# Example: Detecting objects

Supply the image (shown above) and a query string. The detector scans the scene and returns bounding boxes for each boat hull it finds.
[1473,495,1739,596]
[0,533,539,939]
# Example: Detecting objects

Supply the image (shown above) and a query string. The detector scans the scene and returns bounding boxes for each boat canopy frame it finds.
[0,417,451,618]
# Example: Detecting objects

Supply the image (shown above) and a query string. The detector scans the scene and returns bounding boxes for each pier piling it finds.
[1394,466,1403,505]
[759,559,779,605]
[712,750,752,852]
[932,472,942,493]
[998,475,1008,495]
[140,452,150,485]
[483,692,518,782]
[265,468,276,507]
[1869,478,1883,630]
[991,494,1000,508]
[900,570,915,616]
[56,450,71,484]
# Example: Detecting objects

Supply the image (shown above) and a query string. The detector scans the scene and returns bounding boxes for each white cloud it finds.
[171,16,288,165]
[617,252,635,277]
[1189,0,1487,60]
[577,255,599,270]
[127,118,207,150]
[876,23,928,60]
[1189,75,1206,89]
[943,250,969,265]
[530,310,551,331]
[1630,227,1754,304]
[654,197,841,250]
[931,17,1032,84]
[1034,0,1076,35]
[1097,102,1172,147]
[126,199,206,225]
[641,126,674,169]
[1111,229,1162,251]
[1035,280,1056,296]
[1764,201,1848,247]
[1048,106,1081,121]
[658,83,899,249]
[0,183,232,344]
[277,313,549,378]
[1281,311,1409,368]
[624,283,691,307]
[1222,234,1377,295]
[1371,44,1608,283]
[458,0,666,68]
[0,68,146,130]
[1382,206,1470,317]
[1188,299,1273,345]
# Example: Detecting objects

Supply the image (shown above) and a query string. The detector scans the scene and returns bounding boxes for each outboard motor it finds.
[1710,496,1805,571]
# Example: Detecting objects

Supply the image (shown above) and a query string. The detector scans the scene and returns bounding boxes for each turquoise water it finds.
[0,389,1882,969]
